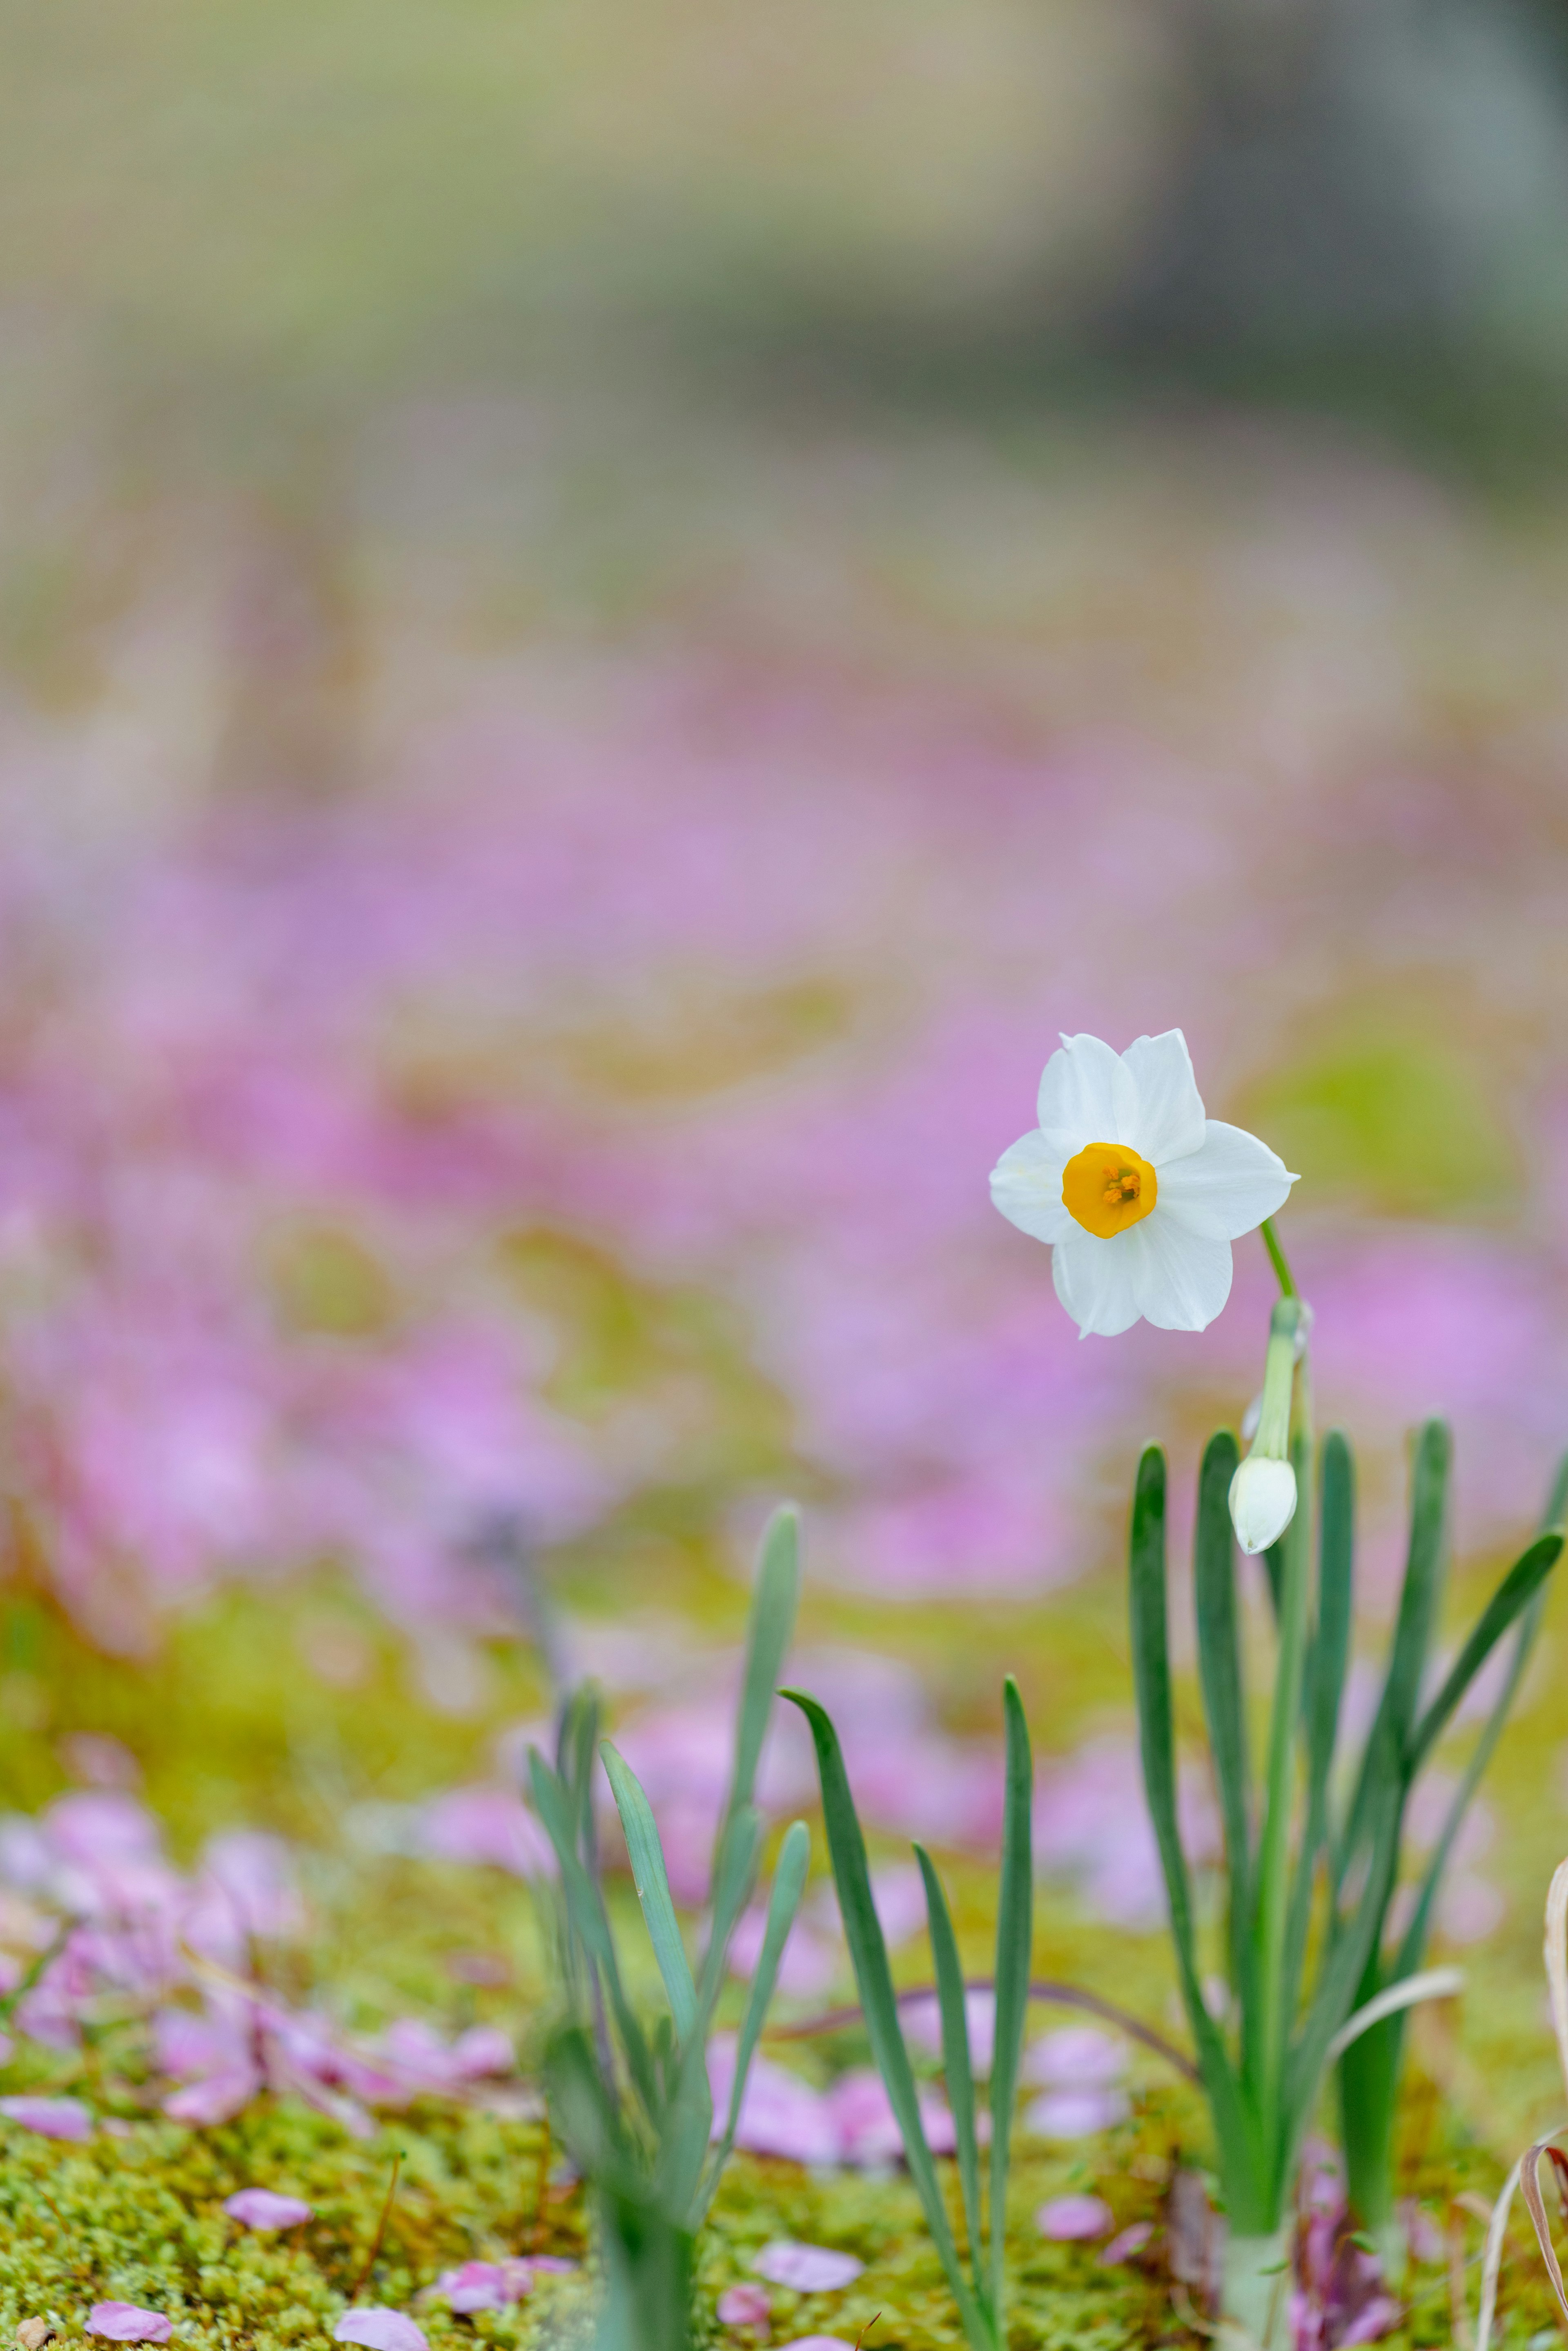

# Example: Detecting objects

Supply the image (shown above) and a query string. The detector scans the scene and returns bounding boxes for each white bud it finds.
[1228,1455,1298,1555]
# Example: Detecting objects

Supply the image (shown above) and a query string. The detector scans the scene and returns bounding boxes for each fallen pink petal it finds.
[86,2308,172,2344]
[1099,2222,1155,2265]
[223,2188,314,2230]
[752,2242,864,2293]
[0,2097,93,2143]
[717,2284,773,2327]
[332,2313,429,2351]
[1036,2195,1114,2242]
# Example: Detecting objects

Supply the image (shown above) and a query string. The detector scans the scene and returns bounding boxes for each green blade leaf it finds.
[1192,1431,1254,2037]
[697,1803,763,2015]
[543,2022,639,2200]
[1127,1446,1258,2217]
[602,1742,699,2045]
[1544,1448,1568,1532]
[697,1818,811,2225]
[915,1843,983,2293]
[1283,1431,1355,2033]
[988,1676,1033,2324]
[1383,1420,1452,1748]
[1338,1421,1450,1879]
[528,1746,658,2121]
[652,2014,715,2225]
[1286,1751,1403,2180]
[782,1689,986,2341]
[1406,1532,1561,1776]
[724,1505,801,1836]
[1342,1457,1568,2228]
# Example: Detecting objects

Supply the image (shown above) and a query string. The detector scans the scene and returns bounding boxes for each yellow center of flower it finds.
[1061,1141,1158,1238]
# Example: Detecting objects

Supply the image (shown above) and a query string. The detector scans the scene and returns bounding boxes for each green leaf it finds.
[724,1505,800,1838]
[782,1689,989,2347]
[1406,1532,1561,1776]
[1286,1753,1403,2179]
[1383,1420,1451,1749]
[1192,1431,1253,2032]
[697,1819,811,2224]
[602,1743,699,2045]
[1338,1421,1450,1879]
[528,1747,658,2121]
[697,1803,763,2015]
[1544,1448,1568,1531]
[543,2022,638,2199]
[1127,1447,1260,2220]
[988,1676,1033,2325]
[1283,1431,1355,2032]
[915,1843,982,2293]
[652,2016,715,2225]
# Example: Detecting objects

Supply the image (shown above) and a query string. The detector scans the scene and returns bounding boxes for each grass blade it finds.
[1192,1431,1254,2041]
[988,1677,1033,2324]
[1283,1432,1355,2033]
[1406,1533,1561,1775]
[724,1505,801,1837]
[1337,1421,1450,1882]
[653,2014,716,2224]
[602,1742,699,2044]
[528,1747,658,2120]
[915,1843,982,2293]
[1127,1446,1258,2215]
[1381,1419,1451,1755]
[1287,1746,1402,2166]
[697,1818,811,2223]
[697,1803,763,2014]
[783,1688,987,2345]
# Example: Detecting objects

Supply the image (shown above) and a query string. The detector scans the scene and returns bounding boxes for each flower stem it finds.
[1260,1218,1296,1300]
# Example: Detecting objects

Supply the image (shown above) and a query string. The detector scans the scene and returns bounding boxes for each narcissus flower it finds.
[990,1031,1296,1337]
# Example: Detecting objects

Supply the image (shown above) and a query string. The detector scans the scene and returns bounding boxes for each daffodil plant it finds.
[528,1511,811,2351]
[994,1030,1566,2344]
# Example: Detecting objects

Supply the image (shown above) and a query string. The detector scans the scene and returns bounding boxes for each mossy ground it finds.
[2,2077,1564,2351]
[2,1473,1567,2348]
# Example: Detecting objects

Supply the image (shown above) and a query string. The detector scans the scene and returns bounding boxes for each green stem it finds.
[1261,1217,1296,1301]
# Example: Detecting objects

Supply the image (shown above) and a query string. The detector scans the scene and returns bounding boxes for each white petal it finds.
[1229,1457,1298,1555]
[1051,1228,1144,1337]
[1122,1212,1235,1331]
[990,1130,1072,1244]
[1037,1034,1139,1161]
[1154,1121,1297,1241]
[1120,1031,1206,1165]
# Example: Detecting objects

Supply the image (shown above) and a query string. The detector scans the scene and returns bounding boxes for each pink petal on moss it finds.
[333,2312,428,2351]
[224,2188,314,2230]
[164,2069,261,2127]
[1036,2193,1113,2241]
[0,2096,93,2142]
[717,2284,772,2326]
[87,2306,173,2343]
[438,2264,513,2314]
[1100,2222,1154,2264]
[753,2243,864,2292]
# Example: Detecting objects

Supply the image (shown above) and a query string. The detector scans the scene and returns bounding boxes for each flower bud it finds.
[1228,1455,1298,1555]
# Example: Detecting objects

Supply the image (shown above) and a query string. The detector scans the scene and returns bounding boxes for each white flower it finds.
[1228,1456,1298,1555]
[989,1030,1297,1337]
